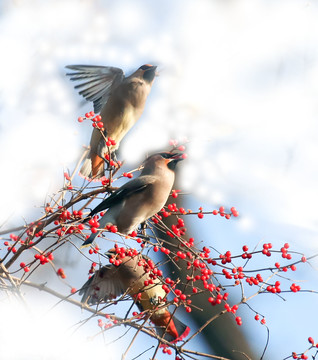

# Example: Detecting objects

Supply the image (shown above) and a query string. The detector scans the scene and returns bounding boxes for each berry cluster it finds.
[1,136,317,360]
[78,111,103,129]
[290,336,318,359]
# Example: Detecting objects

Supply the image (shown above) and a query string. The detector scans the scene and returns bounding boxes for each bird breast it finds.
[119,257,167,314]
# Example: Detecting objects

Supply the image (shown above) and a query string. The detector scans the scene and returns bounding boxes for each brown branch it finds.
[0,185,119,270]
[182,310,227,347]
[122,313,152,360]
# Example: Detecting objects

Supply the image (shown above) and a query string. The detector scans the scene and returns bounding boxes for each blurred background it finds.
[0,0,318,359]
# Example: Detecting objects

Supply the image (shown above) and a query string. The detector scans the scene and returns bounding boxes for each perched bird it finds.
[80,247,190,343]
[81,152,183,247]
[66,64,157,180]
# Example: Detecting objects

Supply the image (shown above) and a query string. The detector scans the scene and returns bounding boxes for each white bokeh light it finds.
[0,299,116,360]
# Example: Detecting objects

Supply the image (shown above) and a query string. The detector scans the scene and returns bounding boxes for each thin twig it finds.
[122,314,151,360]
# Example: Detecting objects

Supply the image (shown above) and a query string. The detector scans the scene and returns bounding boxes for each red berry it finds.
[198,213,204,219]
[91,227,97,234]
[20,262,26,268]
[235,316,242,325]
[24,266,30,273]
[77,224,84,231]
[110,225,117,233]
[308,337,315,345]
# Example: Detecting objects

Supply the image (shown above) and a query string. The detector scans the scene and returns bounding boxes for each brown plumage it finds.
[80,248,190,343]
[81,152,183,247]
[66,64,157,180]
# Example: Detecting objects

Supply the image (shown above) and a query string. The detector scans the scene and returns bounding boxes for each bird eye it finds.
[159,153,171,159]
[140,64,153,70]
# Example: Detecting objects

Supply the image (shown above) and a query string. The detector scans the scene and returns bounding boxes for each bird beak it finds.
[165,153,184,168]
[169,153,184,162]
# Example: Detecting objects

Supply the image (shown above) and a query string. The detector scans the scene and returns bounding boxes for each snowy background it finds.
[1,0,318,359]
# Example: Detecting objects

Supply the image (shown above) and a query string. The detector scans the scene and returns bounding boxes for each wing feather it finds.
[65,65,124,113]
[79,266,125,305]
[86,175,156,219]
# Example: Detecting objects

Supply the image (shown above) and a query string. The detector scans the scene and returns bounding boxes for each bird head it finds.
[140,152,184,174]
[158,152,184,171]
[139,64,158,83]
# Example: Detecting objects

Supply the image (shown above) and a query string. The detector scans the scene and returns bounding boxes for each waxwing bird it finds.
[80,247,190,343]
[66,64,157,180]
[81,152,183,247]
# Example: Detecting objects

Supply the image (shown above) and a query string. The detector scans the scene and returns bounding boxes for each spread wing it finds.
[65,65,124,113]
[86,175,157,219]
[79,265,126,305]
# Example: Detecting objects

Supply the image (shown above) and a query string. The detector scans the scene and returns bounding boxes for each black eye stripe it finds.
[140,64,153,70]
[159,153,171,159]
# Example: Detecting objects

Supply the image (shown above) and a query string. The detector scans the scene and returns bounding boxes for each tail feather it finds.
[79,275,94,303]
[151,310,190,343]
[91,153,105,180]
[80,234,96,248]
[79,153,105,181]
